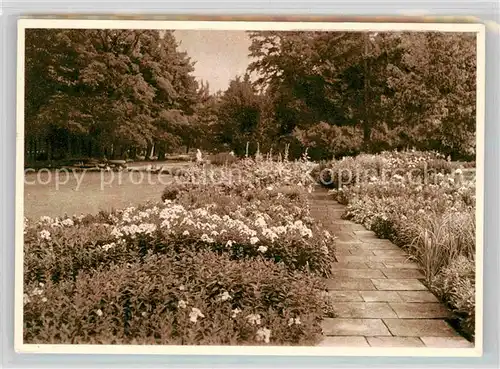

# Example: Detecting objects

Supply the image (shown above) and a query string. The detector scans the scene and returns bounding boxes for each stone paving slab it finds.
[325,278,377,291]
[336,255,408,263]
[319,336,369,347]
[389,303,451,319]
[331,262,369,269]
[372,249,408,257]
[347,224,368,232]
[359,238,394,244]
[366,256,410,263]
[330,269,385,279]
[322,318,391,336]
[365,261,386,269]
[397,291,439,303]
[383,319,458,337]
[366,336,425,347]
[383,262,421,269]
[349,249,376,256]
[332,302,398,318]
[360,291,403,302]
[371,278,427,291]
[335,242,358,248]
[326,291,363,302]
[331,261,389,270]
[336,234,358,242]
[381,269,425,279]
[357,242,401,250]
[354,230,378,238]
[336,240,363,245]
[335,249,355,256]
[420,336,474,348]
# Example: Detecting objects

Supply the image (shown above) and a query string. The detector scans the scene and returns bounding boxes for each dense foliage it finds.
[23,157,337,345]
[318,151,476,339]
[25,30,476,163]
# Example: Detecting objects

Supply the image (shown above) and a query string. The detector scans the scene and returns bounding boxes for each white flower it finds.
[39,216,52,223]
[225,240,234,247]
[266,186,274,191]
[254,217,267,228]
[41,297,47,303]
[256,328,271,344]
[246,313,261,325]
[219,291,232,301]
[231,308,242,318]
[23,294,31,304]
[96,309,103,317]
[201,234,215,243]
[178,300,187,309]
[101,242,115,251]
[250,237,259,245]
[189,307,205,323]
[61,218,74,227]
[179,285,186,291]
[257,246,268,253]
[39,230,51,241]
[111,227,123,238]
[32,287,43,296]
[455,168,463,175]
[182,230,190,236]
[141,311,147,317]
[288,317,302,326]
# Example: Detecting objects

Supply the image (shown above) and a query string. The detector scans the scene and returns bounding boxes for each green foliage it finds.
[432,255,476,340]
[24,250,329,345]
[213,74,265,154]
[247,31,476,160]
[320,151,476,339]
[25,29,202,161]
[208,152,239,166]
[23,158,336,344]
[26,30,476,162]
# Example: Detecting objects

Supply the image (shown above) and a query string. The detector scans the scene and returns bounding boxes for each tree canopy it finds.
[25,29,477,163]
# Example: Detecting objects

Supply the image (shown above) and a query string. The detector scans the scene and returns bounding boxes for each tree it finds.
[247,30,476,159]
[247,31,396,145]
[214,74,264,154]
[25,29,200,161]
[385,32,476,158]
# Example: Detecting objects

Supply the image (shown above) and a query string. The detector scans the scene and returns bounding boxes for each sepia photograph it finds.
[16,19,484,356]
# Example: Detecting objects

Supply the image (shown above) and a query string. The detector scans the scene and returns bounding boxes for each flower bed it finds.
[23,157,336,345]
[317,151,476,340]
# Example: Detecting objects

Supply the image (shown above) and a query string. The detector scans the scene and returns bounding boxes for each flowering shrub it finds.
[319,150,476,339]
[431,255,475,340]
[24,250,331,345]
[314,150,457,189]
[24,156,336,345]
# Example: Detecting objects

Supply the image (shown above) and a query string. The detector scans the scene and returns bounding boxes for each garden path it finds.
[309,188,473,348]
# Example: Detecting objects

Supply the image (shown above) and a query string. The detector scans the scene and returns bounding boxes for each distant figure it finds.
[229,151,235,156]
[196,149,203,163]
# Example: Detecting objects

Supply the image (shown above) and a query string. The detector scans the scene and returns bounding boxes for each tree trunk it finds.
[67,134,72,158]
[88,139,93,158]
[363,33,372,146]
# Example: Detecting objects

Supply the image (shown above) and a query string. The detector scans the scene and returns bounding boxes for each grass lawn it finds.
[24,161,188,219]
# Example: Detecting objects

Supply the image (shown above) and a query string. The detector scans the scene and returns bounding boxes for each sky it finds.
[174,30,253,93]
